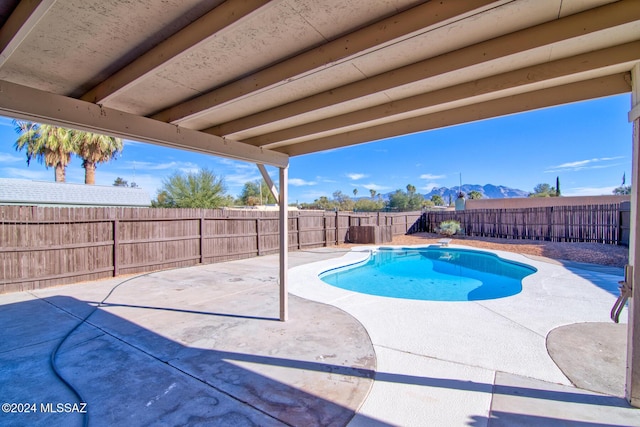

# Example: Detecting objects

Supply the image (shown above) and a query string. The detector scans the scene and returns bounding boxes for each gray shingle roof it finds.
[0,178,151,207]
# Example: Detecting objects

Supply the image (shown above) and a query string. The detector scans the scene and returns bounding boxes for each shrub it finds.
[437,220,461,236]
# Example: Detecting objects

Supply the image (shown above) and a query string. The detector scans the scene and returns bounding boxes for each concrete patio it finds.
[1,246,639,426]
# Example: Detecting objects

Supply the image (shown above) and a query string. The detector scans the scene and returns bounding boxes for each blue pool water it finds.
[320,247,536,301]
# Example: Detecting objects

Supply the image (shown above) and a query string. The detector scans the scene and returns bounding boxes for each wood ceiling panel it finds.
[0,0,636,165]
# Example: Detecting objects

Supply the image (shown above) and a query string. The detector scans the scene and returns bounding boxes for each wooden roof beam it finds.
[0,80,288,168]
[0,0,57,68]
[244,41,640,148]
[151,0,498,124]
[80,0,275,104]
[207,0,640,138]
[280,73,631,157]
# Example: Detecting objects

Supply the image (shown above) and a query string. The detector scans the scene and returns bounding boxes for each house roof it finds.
[0,178,151,207]
[0,0,636,167]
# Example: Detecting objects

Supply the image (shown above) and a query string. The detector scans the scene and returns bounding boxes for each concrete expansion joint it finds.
[373,343,495,374]
[474,301,545,339]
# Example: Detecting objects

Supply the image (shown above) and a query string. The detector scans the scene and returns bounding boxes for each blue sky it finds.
[0,93,632,203]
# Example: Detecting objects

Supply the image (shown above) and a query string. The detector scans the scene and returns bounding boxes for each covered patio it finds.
[1,247,638,425]
[1,0,640,422]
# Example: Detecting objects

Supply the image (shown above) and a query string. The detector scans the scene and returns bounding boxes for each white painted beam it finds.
[152,0,498,124]
[282,73,631,156]
[244,42,640,148]
[257,164,278,201]
[627,62,640,407]
[0,80,288,168]
[0,0,57,68]
[206,0,640,138]
[279,166,288,322]
[80,0,275,104]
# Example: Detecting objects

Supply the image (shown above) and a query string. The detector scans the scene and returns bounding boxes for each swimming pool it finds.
[320,247,536,301]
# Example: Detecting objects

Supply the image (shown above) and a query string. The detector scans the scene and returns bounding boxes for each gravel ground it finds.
[340,232,629,268]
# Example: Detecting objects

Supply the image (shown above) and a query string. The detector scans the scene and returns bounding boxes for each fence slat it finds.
[0,207,422,292]
[419,204,623,245]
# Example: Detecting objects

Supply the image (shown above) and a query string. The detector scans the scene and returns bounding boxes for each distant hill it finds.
[423,184,529,201]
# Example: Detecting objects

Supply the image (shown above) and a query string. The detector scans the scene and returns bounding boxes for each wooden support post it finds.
[627,63,640,407]
[279,166,288,322]
[335,210,340,245]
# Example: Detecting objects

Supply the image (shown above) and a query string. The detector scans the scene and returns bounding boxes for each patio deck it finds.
[1,247,639,426]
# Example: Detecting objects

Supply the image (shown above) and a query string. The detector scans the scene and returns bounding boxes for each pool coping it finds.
[288,243,639,426]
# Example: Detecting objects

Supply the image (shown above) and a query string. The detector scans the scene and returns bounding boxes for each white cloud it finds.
[420,173,446,180]
[0,167,51,181]
[346,173,367,180]
[358,183,391,191]
[289,178,316,186]
[421,182,439,191]
[546,156,625,173]
[562,186,618,196]
[315,175,337,183]
[0,153,22,163]
[125,160,199,172]
[296,190,332,201]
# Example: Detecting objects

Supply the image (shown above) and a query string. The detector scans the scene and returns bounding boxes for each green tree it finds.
[613,185,631,195]
[333,190,354,211]
[14,121,75,182]
[387,190,408,211]
[555,176,561,196]
[431,194,444,206]
[153,168,229,208]
[310,196,336,210]
[74,131,123,184]
[114,177,138,188]
[151,190,171,207]
[353,188,358,197]
[238,180,277,206]
[388,188,423,211]
[113,177,128,186]
[354,198,385,212]
[468,190,482,199]
[529,183,558,197]
[422,199,435,209]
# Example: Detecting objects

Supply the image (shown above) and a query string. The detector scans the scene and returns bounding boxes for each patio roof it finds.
[1,0,640,409]
[0,0,637,166]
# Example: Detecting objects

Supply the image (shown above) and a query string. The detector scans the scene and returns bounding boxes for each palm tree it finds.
[14,121,75,182]
[74,131,123,184]
[353,188,358,197]
[369,189,376,198]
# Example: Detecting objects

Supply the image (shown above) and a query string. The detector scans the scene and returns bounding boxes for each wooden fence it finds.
[0,206,421,293]
[411,204,626,245]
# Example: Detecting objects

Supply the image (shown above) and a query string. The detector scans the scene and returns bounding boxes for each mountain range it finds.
[423,184,529,201]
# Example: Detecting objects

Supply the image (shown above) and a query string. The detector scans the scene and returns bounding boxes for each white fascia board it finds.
[0,80,288,168]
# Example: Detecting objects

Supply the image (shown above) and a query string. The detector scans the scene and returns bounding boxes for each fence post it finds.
[323,215,327,247]
[256,218,261,256]
[297,216,301,249]
[113,219,119,277]
[200,215,205,263]
[335,211,339,245]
